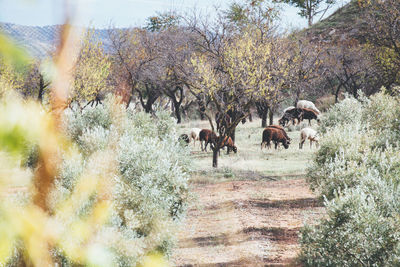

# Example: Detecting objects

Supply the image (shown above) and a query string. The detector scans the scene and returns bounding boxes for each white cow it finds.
[283,106,295,114]
[190,128,202,148]
[297,100,320,115]
[299,127,319,149]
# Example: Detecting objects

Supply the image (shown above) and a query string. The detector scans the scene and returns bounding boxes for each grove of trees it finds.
[1,0,397,168]
[0,0,400,265]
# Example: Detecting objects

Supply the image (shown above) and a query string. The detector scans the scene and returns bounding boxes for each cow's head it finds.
[283,140,289,149]
[278,117,286,127]
[232,145,238,153]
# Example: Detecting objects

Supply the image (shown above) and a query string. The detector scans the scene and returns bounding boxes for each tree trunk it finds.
[174,101,182,124]
[307,0,313,27]
[308,16,312,27]
[38,75,45,104]
[269,109,274,125]
[127,88,135,108]
[294,91,300,107]
[335,87,341,103]
[255,101,269,128]
[231,128,236,143]
[212,148,219,168]
[144,103,152,113]
[261,112,267,128]
[198,100,206,120]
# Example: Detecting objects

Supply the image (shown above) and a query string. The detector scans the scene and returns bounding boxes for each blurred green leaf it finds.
[0,33,31,72]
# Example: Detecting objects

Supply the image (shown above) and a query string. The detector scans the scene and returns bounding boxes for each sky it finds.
[0,0,350,30]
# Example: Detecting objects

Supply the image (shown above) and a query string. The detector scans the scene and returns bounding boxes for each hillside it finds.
[0,22,112,58]
[304,0,367,43]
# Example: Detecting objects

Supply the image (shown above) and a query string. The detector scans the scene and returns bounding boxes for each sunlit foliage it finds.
[71,29,111,107]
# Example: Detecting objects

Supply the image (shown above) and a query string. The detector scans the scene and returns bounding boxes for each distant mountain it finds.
[0,22,112,58]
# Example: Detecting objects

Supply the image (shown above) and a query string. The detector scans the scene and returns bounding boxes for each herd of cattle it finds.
[179,100,321,153]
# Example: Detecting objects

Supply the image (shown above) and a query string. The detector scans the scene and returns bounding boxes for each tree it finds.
[0,56,25,96]
[225,0,279,33]
[280,0,336,26]
[285,37,323,104]
[254,37,291,127]
[145,11,181,32]
[362,0,400,93]
[155,27,194,123]
[190,21,281,167]
[225,0,286,128]
[71,29,111,108]
[19,61,51,103]
[322,42,378,101]
[109,28,163,111]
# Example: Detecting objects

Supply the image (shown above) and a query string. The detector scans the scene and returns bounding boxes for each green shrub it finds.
[307,92,400,198]
[362,92,400,149]
[301,173,400,267]
[301,91,400,265]
[317,96,366,135]
[60,95,191,265]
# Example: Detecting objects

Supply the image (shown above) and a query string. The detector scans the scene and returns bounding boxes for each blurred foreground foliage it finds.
[0,91,114,266]
[0,26,189,266]
[0,92,189,266]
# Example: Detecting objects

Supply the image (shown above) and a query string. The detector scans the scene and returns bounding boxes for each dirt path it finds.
[171,179,324,266]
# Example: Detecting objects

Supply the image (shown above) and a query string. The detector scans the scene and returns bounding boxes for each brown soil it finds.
[171,179,325,267]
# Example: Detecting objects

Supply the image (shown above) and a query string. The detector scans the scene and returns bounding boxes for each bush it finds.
[307,124,372,199]
[301,91,400,265]
[307,91,400,198]
[301,173,400,267]
[315,94,337,112]
[317,95,366,135]
[57,96,191,265]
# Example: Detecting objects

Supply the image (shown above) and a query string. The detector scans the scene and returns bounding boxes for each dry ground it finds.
[171,118,325,266]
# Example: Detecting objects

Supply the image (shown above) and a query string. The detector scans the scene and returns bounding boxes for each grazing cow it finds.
[178,134,190,145]
[190,128,202,147]
[261,127,290,150]
[299,128,319,149]
[265,125,291,143]
[300,108,320,126]
[279,113,296,127]
[283,106,295,114]
[199,129,217,152]
[297,100,320,115]
[279,108,304,126]
[221,136,237,154]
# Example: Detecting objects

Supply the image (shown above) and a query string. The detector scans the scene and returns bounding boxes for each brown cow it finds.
[299,108,320,126]
[199,129,217,152]
[261,127,290,150]
[221,136,237,154]
[265,125,291,144]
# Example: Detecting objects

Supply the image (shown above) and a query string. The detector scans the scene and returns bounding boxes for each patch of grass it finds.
[180,118,318,183]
